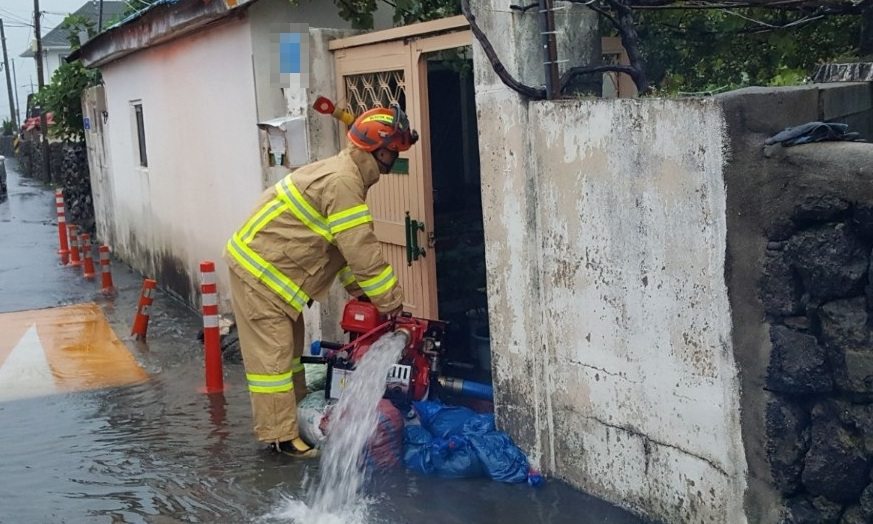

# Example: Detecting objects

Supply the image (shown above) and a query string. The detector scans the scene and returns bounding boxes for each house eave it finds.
[70,0,258,69]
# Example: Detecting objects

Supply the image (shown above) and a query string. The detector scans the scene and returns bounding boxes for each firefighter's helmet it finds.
[347,103,419,153]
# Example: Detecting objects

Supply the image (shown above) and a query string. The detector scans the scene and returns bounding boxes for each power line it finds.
[0,7,32,26]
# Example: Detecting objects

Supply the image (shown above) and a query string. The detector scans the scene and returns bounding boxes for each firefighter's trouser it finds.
[229,271,307,443]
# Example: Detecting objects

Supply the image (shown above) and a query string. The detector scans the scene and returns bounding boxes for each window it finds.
[133,103,148,167]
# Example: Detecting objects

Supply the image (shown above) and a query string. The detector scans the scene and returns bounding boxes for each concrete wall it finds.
[82,86,115,246]
[99,17,262,307]
[476,95,750,523]
[471,2,748,522]
[532,100,747,523]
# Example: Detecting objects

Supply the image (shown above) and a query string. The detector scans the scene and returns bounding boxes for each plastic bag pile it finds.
[404,401,543,485]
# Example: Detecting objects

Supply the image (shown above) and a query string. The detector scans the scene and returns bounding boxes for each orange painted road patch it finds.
[0,303,148,401]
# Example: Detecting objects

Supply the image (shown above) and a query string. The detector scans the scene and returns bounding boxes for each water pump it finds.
[306,299,493,404]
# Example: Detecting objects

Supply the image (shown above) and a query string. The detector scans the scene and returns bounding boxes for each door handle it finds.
[405,211,426,266]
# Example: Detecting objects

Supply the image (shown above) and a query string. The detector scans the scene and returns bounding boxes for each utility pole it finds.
[0,19,18,129]
[12,59,19,125]
[34,0,51,182]
[98,0,104,32]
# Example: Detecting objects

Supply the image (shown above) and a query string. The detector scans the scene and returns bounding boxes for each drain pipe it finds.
[538,0,560,99]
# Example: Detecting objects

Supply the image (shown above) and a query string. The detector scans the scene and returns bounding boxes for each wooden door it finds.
[332,18,472,320]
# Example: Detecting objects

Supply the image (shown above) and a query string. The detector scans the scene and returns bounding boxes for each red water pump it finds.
[309,299,446,403]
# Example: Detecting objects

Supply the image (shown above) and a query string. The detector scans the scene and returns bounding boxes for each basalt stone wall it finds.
[720,83,873,523]
[59,142,95,234]
[762,197,873,523]
[14,137,94,232]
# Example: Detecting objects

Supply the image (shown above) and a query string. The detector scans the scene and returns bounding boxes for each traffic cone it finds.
[131,279,156,340]
[99,245,115,295]
[67,225,81,267]
[80,233,96,280]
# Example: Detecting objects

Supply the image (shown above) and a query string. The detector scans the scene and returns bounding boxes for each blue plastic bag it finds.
[414,401,495,438]
[403,426,483,478]
[404,401,537,484]
[403,425,435,475]
[469,432,530,483]
[430,435,483,479]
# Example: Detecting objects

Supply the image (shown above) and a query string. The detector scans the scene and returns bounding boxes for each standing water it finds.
[269,331,407,524]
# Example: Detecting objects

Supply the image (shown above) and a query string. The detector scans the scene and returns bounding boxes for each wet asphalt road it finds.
[0,159,646,524]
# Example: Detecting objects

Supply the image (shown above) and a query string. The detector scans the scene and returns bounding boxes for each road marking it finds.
[0,303,149,401]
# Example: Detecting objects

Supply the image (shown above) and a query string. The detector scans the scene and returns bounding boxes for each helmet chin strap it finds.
[373,149,396,173]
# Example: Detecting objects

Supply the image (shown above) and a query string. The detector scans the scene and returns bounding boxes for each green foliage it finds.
[33,61,101,140]
[29,14,102,140]
[333,0,459,29]
[1,119,14,136]
[61,14,96,49]
[635,8,862,94]
[391,0,460,25]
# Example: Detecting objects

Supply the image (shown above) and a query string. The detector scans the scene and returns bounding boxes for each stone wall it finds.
[13,136,94,231]
[720,83,873,523]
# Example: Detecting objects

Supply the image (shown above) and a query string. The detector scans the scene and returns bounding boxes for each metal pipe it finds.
[538,0,560,99]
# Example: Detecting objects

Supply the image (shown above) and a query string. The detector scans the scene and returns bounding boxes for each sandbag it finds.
[297,391,330,448]
[304,363,327,392]
[364,399,405,470]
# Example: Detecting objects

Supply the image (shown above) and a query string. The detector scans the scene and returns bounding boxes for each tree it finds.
[330,0,867,96]
[32,15,101,140]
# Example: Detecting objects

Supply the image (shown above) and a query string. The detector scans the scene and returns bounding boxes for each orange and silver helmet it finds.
[347,103,419,153]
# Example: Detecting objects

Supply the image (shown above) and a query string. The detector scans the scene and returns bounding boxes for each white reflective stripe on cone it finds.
[144,288,154,299]
[202,294,218,307]
[203,315,219,328]
[58,216,66,223]
[55,197,63,204]
[141,305,151,316]
[201,272,216,285]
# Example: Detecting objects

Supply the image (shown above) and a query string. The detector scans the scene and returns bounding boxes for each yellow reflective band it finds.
[362,114,394,125]
[240,198,285,243]
[292,357,304,374]
[227,234,310,311]
[360,265,398,298]
[247,370,293,394]
[275,176,335,244]
[328,204,373,235]
[338,266,356,287]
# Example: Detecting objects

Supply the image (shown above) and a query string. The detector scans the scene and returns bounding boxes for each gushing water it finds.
[271,332,406,524]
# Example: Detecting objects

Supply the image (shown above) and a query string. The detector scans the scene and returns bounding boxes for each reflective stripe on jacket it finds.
[224,146,403,318]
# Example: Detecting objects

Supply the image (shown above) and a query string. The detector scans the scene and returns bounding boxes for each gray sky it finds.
[0,0,92,125]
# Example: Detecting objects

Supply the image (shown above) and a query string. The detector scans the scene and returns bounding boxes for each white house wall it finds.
[99,16,261,307]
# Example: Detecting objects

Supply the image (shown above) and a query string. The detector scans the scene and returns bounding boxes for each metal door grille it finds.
[344,70,407,115]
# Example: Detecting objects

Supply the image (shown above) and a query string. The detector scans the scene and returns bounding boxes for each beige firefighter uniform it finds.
[224,145,403,444]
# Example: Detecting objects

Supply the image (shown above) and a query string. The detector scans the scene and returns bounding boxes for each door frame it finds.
[331,17,473,319]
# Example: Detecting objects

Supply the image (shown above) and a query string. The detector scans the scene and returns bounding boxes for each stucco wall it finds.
[535,100,746,522]
[470,2,747,522]
[478,96,748,523]
[99,17,262,307]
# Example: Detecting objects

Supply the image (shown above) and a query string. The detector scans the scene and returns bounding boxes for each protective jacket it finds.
[224,146,403,318]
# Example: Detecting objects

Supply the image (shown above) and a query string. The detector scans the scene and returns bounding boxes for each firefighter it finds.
[225,104,417,457]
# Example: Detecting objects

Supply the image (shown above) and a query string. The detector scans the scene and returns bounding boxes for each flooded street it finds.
[0,160,645,524]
